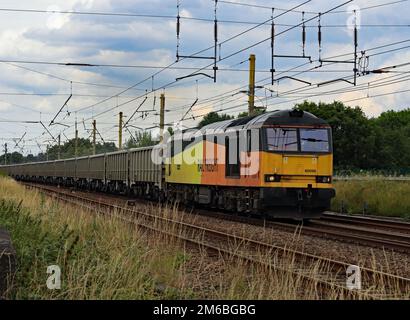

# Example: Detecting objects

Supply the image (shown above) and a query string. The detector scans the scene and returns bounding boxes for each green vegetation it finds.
[296,101,410,173]
[0,138,117,164]
[0,127,177,164]
[198,111,234,128]
[237,109,266,118]
[0,178,192,299]
[198,109,265,128]
[126,131,157,149]
[332,179,410,219]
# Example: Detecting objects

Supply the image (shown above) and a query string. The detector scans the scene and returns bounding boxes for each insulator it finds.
[271,21,275,48]
[354,26,358,48]
[214,0,218,46]
[176,0,181,60]
[318,13,322,48]
[214,19,218,43]
[318,26,322,47]
[177,15,180,38]
[302,12,306,54]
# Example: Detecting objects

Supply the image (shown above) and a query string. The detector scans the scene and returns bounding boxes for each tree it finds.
[369,109,410,170]
[197,112,234,128]
[44,138,117,160]
[126,131,156,149]
[237,108,266,118]
[95,142,117,154]
[0,151,24,164]
[167,127,174,136]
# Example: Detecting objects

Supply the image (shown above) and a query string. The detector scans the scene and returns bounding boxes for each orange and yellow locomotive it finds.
[166,109,335,219]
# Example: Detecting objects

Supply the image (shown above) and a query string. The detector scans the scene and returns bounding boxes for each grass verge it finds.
[0,178,193,299]
[332,179,410,219]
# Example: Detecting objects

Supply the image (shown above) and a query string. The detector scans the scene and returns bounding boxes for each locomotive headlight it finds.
[316,176,332,183]
[265,174,281,182]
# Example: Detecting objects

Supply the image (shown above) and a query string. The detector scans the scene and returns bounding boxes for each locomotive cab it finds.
[256,110,335,218]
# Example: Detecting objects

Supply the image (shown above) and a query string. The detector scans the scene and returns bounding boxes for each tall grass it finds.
[0,178,193,299]
[0,177,406,299]
[332,179,410,219]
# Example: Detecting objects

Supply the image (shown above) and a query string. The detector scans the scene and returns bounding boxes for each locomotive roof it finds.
[199,109,328,132]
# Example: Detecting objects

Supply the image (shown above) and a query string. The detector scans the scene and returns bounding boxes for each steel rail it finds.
[322,212,410,234]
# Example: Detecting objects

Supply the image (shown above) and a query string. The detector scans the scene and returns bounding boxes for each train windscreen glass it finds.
[300,128,330,152]
[266,128,298,151]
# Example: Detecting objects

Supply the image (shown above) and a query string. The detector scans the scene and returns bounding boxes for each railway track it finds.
[306,219,410,254]
[21,182,410,299]
[322,212,410,234]
[195,210,410,254]
[20,181,410,252]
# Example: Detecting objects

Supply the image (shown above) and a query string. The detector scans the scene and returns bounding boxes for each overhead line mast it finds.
[160,94,165,143]
[3,143,7,165]
[119,112,123,150]
[248,54,256,116]
[75,116,78,157]
[93,120,96,155]
[176,0,219,82]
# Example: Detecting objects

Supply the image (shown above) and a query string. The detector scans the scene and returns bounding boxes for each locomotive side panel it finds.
[166,138,203,185]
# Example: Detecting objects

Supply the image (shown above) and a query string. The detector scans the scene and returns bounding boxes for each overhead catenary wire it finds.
[137,2,368,121]
[216,0,410,14]
[71,38,410,135]
[0,59,366,73]
[175,0,353,87]
[9,0,396,142]
[0,0,407,18]
[7,0,410,151]
[221,71,410,114]
[1,61,147,91]
[1,0,314,131]
[143,54,410,126]
[64,0,314,122]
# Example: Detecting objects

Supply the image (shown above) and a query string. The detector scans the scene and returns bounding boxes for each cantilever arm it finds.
[176,73,214,81]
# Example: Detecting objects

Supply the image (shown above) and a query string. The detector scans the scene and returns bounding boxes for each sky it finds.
[0,0,409,155]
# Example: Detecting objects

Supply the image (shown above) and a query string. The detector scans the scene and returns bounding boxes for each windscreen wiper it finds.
[301,138,327,142]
